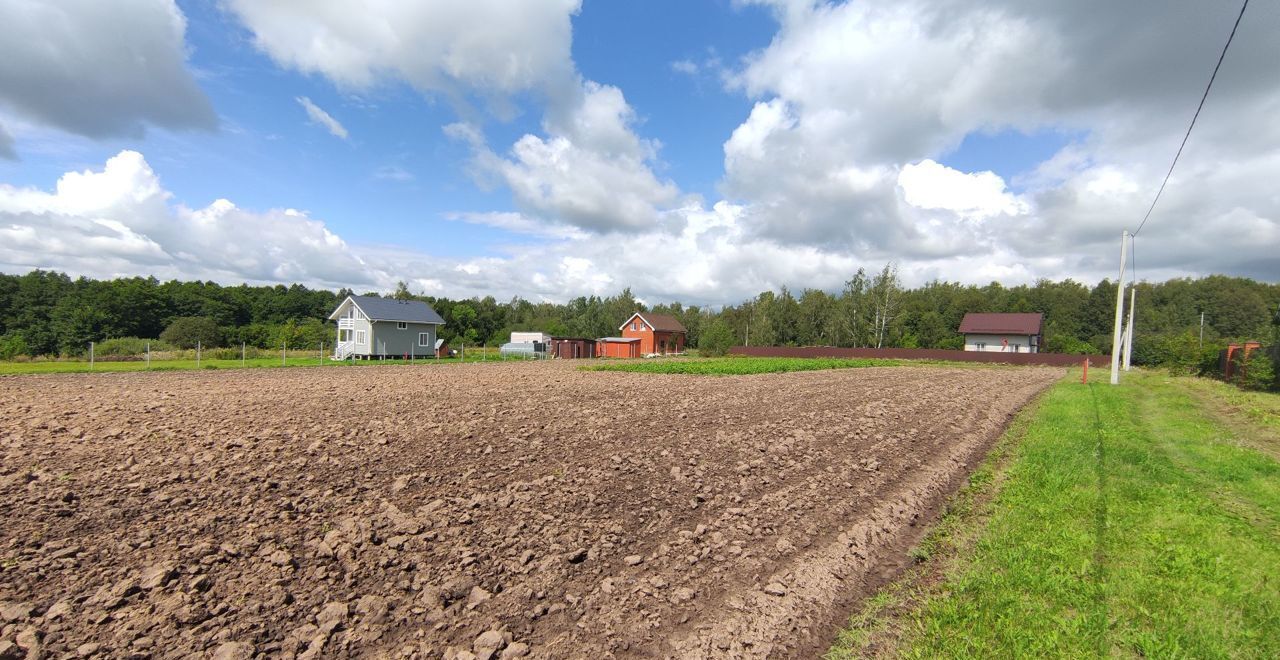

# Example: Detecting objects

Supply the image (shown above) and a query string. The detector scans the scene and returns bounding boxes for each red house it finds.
[619,312,687,355]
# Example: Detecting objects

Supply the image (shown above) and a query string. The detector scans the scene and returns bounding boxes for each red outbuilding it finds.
[619,312,687,355]
[598,337,641,358]
[549,337,597,359]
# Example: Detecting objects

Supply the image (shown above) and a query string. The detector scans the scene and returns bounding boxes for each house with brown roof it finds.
[958,312,1043,353]
[619,312,687,355]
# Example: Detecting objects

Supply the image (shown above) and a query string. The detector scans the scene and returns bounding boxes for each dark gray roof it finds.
[349,295,445,324]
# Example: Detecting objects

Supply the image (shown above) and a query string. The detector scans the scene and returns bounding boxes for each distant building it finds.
[328,295,445,359]
[958,313,1043,353]
[434,338,449,358]
[510,331,552,344]
[619,312,687,355]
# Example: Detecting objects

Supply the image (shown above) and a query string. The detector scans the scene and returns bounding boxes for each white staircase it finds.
[333,341,356,360]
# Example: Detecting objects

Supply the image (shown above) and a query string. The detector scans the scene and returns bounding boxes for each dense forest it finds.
[1,267,1277,370]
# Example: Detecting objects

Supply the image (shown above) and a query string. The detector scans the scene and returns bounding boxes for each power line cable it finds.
[1132,0,1249,237]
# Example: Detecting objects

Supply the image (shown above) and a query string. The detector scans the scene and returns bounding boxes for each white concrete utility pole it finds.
[1109,230,1129,385]
[1123,287,1136,371]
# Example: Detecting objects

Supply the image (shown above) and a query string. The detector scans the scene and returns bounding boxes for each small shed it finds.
[549,337,597,359]
[434,338,449,358]
[598,337,641,358]
[958,313,1043,353]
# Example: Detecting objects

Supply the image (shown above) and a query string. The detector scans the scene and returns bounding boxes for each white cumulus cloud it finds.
[450,81,684,233]
[225,0,581,102]
[0,0,215,142]
[898,160,1028,221]
[717,0,1280,281]
[0,151,385,289]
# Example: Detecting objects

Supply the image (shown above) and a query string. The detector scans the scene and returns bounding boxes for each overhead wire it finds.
[1131,0,1249,238]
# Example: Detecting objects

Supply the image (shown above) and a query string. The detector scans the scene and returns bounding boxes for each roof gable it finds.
[329,295,445,324]
[958,312,1043,336]
[619,312,687,333]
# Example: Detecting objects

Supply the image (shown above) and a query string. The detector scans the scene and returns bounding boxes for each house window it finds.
[975,342,986,351]
[397,322,408,330]
[630,322,637,331]
[339,329,351,342]
[419,332,430,347]
[355,330,366,344]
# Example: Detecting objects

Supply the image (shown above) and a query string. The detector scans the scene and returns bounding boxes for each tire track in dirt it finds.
[0,363,1059,659]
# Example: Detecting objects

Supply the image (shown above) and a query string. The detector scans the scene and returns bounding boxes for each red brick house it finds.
[619,312,687,355]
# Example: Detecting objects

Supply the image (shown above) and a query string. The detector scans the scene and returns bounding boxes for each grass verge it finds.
[584,356,903,375]
[829,370,1280,658]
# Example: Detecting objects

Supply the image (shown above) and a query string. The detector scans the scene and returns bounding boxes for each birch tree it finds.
[870,262,902,349]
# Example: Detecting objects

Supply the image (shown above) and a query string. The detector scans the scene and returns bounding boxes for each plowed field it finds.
[0,362,1059,659]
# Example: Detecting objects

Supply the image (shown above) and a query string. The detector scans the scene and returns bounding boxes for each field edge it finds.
[822,370,1057,659]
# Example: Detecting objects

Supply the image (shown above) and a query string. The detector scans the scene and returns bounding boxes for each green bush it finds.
[1045,334,1099,355]
[698,319,736,357]
[225,323,277,349]
[935,336,965,351]
[0,332,29,360]
[1240,350,1276,392]
[95,337,172,356]
[275,318,329,349]
[160,317,223,349]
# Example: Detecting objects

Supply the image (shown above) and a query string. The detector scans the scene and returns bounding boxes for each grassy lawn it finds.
[0,348,505,375]
[829,370,1280,658]
[585,356,903,375]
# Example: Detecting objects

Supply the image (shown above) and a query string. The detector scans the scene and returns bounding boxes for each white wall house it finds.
[958,313,1044,353]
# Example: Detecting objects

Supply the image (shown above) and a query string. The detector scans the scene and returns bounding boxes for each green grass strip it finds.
[583,356,903,375]
[0,353,498,375]
[837,371,1280,658]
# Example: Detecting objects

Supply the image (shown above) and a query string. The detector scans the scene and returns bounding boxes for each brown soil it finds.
[0,363,1060,659]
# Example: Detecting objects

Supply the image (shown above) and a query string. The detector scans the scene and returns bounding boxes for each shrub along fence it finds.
[1218,342,1278,392]
[729,346,1109,367]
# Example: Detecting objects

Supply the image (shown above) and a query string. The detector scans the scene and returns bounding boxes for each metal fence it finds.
[729,345,1109,367]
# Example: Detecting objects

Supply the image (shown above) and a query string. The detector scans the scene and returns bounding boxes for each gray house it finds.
[328,295,445,359]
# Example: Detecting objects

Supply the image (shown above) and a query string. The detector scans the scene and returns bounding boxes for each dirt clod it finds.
[211,641,254,660]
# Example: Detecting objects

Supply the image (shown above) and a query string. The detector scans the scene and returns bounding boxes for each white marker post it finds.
[89,342,94,370]
[1109,231,1129,385]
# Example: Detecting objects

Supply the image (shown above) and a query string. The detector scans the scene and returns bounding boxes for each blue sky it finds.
[0,0,1275,302]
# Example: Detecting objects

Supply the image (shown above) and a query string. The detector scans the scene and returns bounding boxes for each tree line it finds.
[1,267,1277,371]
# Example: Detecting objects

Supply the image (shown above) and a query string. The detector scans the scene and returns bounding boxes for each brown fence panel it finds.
[729,345,1109,368]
